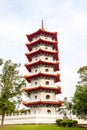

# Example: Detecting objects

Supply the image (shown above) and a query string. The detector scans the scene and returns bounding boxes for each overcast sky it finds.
[0,0,87,100]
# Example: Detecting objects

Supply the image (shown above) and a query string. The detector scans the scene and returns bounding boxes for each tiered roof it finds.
[23,100,62,107]
[26,38,58,51]
[24,71,60,83]
[25,48,59,61]
[25,59,59,72]
[26,29,57,42]
[23,85,61,94]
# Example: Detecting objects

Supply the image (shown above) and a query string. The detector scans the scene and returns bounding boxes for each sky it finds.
[0,0,87,101]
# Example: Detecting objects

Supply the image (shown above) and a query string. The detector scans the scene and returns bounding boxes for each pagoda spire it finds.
[41,19,45,31]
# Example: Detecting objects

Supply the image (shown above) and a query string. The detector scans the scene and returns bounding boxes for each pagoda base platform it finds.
[1,114,87,125]
[0,113,62,125]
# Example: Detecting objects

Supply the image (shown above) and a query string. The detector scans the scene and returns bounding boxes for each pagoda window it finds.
[35,82,37,85]
[45,68,49,72]
[35,69,37,72]
[45,57,48,60]
[45,81,49,85]
[46,95,50,100]
[47,110,51,114]
[35,95,37,99]
[45,47,48,49]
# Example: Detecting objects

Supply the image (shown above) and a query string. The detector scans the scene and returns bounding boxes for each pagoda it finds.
[23,21,62,116]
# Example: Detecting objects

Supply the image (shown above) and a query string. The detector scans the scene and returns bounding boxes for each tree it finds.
[72,66,87,119]
[0,59,26,126]
[57,97,72,119]
[0,59,3,66]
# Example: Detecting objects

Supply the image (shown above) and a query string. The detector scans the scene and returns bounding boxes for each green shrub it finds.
[66,120,73,127]
[56,119,78,127]
[56,119,63,126]
[72,120,78,126]
[60,120,66,127]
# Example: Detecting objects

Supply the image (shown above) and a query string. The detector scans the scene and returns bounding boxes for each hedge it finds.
[56,119,78,127]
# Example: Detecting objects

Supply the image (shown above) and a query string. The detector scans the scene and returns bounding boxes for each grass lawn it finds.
[0,124,87,130]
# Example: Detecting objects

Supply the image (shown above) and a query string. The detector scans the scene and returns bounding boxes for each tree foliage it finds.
[0,59,3,65]
[0,59,26,126]
[72,66,87,119]
[57,97,72,119]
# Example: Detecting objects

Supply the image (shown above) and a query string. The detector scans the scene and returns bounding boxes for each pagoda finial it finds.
[41,19,45,31]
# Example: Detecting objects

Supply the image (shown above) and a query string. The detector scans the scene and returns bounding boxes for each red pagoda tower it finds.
[23,21,62,117]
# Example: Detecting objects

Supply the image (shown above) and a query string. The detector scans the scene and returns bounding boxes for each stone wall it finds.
[0,113,87,125]
[0,113,59,125]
